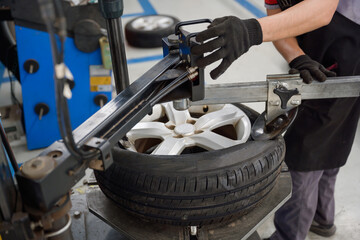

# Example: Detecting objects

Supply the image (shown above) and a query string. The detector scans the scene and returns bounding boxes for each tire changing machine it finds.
[85,1,289,239]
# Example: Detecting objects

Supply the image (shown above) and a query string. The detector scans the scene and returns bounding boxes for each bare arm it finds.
[191,0,338,79]
[258,0,338,42]
[264,6,337,83]
[266,8,304,63]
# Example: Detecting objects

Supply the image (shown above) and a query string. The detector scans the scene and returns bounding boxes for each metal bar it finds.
[301,76,360,99]
[0,119,19,172]
[73,54,179,146]
[194,76,360,105]
[0,118,17,221]
[195,81,268,105]
[106,18,130,93]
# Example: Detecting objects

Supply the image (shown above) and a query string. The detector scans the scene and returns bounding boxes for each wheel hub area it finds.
[174,123,195,136]
[125,103,252,155]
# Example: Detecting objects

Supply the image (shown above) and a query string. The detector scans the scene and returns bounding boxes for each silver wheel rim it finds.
[131,15,174,31]
[122,102,252,155]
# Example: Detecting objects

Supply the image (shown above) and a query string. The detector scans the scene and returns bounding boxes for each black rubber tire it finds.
[125,15,180,48]
[94,104,286,226]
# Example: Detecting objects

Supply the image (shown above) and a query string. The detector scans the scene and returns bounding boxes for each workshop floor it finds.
[2,0,359,239]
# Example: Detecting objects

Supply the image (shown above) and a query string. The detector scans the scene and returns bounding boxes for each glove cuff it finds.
[289,54,310,68]
[243,19,263,46]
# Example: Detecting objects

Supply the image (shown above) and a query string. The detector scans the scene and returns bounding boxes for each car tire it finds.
[125,15,180,48]
[94,104,285,226]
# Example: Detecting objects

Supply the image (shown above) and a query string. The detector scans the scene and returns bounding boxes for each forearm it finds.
[273,38,304,63]
[264,8,337,83]
[266,8,305,63]
[258,0,338,42]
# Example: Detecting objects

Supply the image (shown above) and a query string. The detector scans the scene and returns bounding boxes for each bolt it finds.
[29,64,34,74]
[203,105,209,112]
[273,117,285,128]
[74,211,81,219]
[291,100,301,105]
[187,66,198,74]
[269,101,280,106]
[279,82,289,88]
[188,72,199,81]
[39,108,44,120]
[187,55,191,63]
[167,34,179,44]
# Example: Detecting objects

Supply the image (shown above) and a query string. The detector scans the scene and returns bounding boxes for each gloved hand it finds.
[191,16,263,80]
[289,55,336,83]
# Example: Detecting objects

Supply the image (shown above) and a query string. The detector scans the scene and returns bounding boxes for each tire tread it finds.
[95,138,285,225]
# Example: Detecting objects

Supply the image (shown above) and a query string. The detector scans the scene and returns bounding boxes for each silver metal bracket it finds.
[85,137,113,171]
[266,74,303,124]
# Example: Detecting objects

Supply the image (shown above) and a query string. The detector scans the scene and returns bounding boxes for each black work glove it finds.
[289,55,336,84]
[191,16,263,80]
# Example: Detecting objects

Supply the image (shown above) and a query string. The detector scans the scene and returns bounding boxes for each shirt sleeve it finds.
[265,0,280,10]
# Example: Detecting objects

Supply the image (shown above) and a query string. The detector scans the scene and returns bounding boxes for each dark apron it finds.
[284,12,360,171]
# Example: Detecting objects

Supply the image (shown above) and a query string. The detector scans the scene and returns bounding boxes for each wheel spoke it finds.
[190,131,239,150]
[126,122,171,143]
[126,103,251,155]
[162,102,191,125]
[151,137,186,155]
[194,107,245,130]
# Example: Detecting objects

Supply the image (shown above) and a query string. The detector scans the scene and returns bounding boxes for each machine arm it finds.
[196,75,360,104]
[195,74,360,140]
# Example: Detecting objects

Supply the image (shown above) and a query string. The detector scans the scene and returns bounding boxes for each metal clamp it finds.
[266,74,303,124]
[175,19,212,35]
[186,32,198,46]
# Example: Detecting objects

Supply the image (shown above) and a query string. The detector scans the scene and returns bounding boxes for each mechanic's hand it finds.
[191,16,262,80]
[289,55,336,84]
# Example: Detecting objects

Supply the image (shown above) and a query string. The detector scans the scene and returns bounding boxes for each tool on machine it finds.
[0,0,360,239]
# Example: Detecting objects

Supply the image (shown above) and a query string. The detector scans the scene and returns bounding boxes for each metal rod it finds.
[195,81,268,105]
[73,54,179,145]
[194,76,360,105]
[301,76,360,100]
[106,18,130,93]
[0,119,19,172]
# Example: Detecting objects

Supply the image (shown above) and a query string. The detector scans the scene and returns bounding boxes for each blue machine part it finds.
[16,26,112,149]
